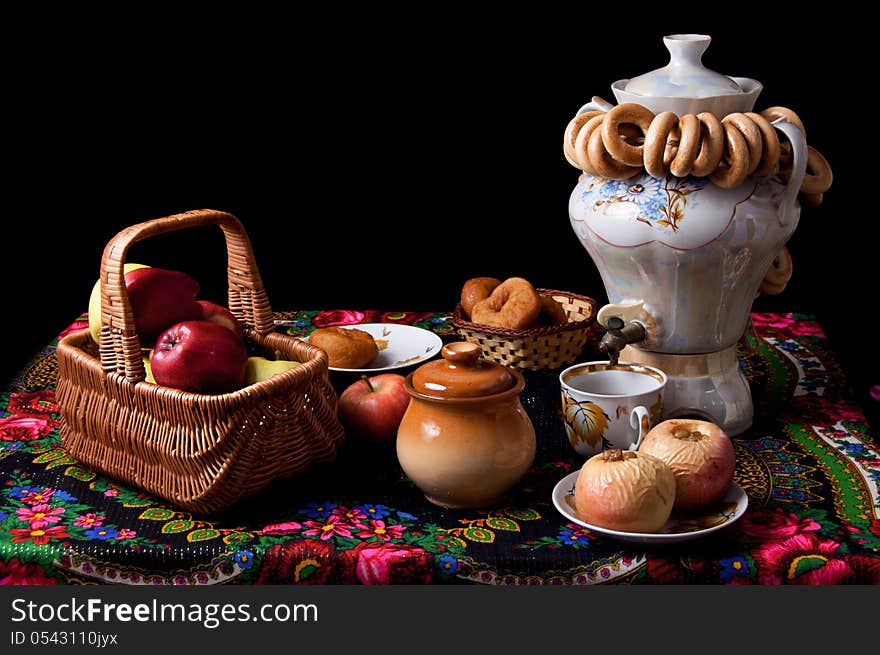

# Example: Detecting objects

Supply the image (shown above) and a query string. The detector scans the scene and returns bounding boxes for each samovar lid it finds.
[623,34,743,99]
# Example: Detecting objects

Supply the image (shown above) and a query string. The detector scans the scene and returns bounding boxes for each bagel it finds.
[760,247,793,296]
[537,295,569,326]
[691,112,725,177]
[709,121,750,189]
[460,277,503,318]
[601,103,654,167]
[743,112,781,177]
[310,327,378,369]
[800,192,823,208]
[760,106,806,135]
[722,113,763,176]
[670,114,701,178]
[643,111,678,178]
[574,114,606,175]
[564,111,604,169]
[800,146,833,194]
[562,103,829,202]
[471,277,542,330]
[589,125,641,179]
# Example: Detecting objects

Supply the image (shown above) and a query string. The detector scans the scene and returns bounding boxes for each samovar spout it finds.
[599,316,647,366]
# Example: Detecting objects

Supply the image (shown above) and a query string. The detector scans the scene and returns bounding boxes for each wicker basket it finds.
[56,210,345,514]
[452,288,597,371]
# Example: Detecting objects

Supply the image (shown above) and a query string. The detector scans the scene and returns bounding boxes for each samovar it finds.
[566,34,831,434]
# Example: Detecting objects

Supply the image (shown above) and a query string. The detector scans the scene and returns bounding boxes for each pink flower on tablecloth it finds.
[6,391,58,417]
[750,313,795,331]
[801,399,867,426]
[104,489,119,497]
[20,488,55,506]
[59,320,90,339]
[115,529,137,540]
[355,543,433,585]
[256,539,338,584]
[302,515,353,541]
[832,404,867,422]
[10,525,69,546]
[645,554,709,584]
[261,521,302,535]
[16,504,64,529]
[73,513,105,528]
[751,533,866,584]
[789,321,826,338]
[750,313,825,338]
[0,557,58,585]
[736,508,821,541]
[355,519,406,542]
[0,415,53,442]
[312,310,365,328]
[331,505,368,527]
[844,555,880,584]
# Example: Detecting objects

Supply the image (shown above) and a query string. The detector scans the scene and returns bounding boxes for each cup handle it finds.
[629,406,651,450]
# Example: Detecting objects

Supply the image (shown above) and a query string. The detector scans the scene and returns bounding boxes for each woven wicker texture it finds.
[452,289,596,371]
[56,210,345,514]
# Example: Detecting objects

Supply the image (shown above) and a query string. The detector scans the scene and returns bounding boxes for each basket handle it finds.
[98,209,274,382]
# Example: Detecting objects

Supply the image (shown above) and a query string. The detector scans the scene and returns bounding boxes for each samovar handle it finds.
[576,95,615,115]
[771,119,808,225]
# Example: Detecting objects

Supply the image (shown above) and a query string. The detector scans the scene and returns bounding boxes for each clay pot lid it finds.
[411,342,515,398]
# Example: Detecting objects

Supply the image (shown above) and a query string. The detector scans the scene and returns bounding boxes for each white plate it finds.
[305,323,443,373]
[551,471,748,545]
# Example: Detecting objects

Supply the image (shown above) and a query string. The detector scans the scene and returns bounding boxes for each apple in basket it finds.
[245,357,301,384]
[125,268,204,343]
[88,265,203,345]
[149,320,248,394]
[88,262,150,343]
[338,374,410,443]
[198,300,244,339]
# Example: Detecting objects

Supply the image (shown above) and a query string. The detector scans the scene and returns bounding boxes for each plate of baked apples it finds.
[306,323,443,373]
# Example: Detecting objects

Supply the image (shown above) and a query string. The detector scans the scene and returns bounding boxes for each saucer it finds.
[305,323,443,373]
[551,471,748,544]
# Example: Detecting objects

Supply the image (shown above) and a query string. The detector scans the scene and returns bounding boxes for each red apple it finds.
[338,374,410,443]
[149,320,248,394]
[124,267,203,344]
[198,300,244,339]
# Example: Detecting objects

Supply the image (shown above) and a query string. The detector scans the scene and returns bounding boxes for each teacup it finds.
[559,361,667,457]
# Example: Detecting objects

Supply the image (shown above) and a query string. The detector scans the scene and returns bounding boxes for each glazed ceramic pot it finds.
[396,342,536,509]
[568,34,808,435]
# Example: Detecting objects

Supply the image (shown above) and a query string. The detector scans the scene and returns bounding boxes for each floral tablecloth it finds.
[1,310,878,585]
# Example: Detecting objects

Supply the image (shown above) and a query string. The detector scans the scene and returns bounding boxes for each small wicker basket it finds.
[452,288,597,371]
[56,210,345,514]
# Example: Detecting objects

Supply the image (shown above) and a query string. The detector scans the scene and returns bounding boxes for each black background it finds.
[3,17,877,430]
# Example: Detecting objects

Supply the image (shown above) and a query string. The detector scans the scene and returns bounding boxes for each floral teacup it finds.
[559,362,666,457]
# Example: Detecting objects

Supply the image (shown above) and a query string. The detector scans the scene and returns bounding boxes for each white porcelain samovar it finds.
[566,34,822,435]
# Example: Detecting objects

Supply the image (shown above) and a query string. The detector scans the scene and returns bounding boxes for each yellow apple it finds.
[142,353,156,384]
[88,263,150,344]
[245,357,300,384]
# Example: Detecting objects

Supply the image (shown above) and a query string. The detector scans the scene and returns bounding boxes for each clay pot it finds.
[396,342,536,508]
